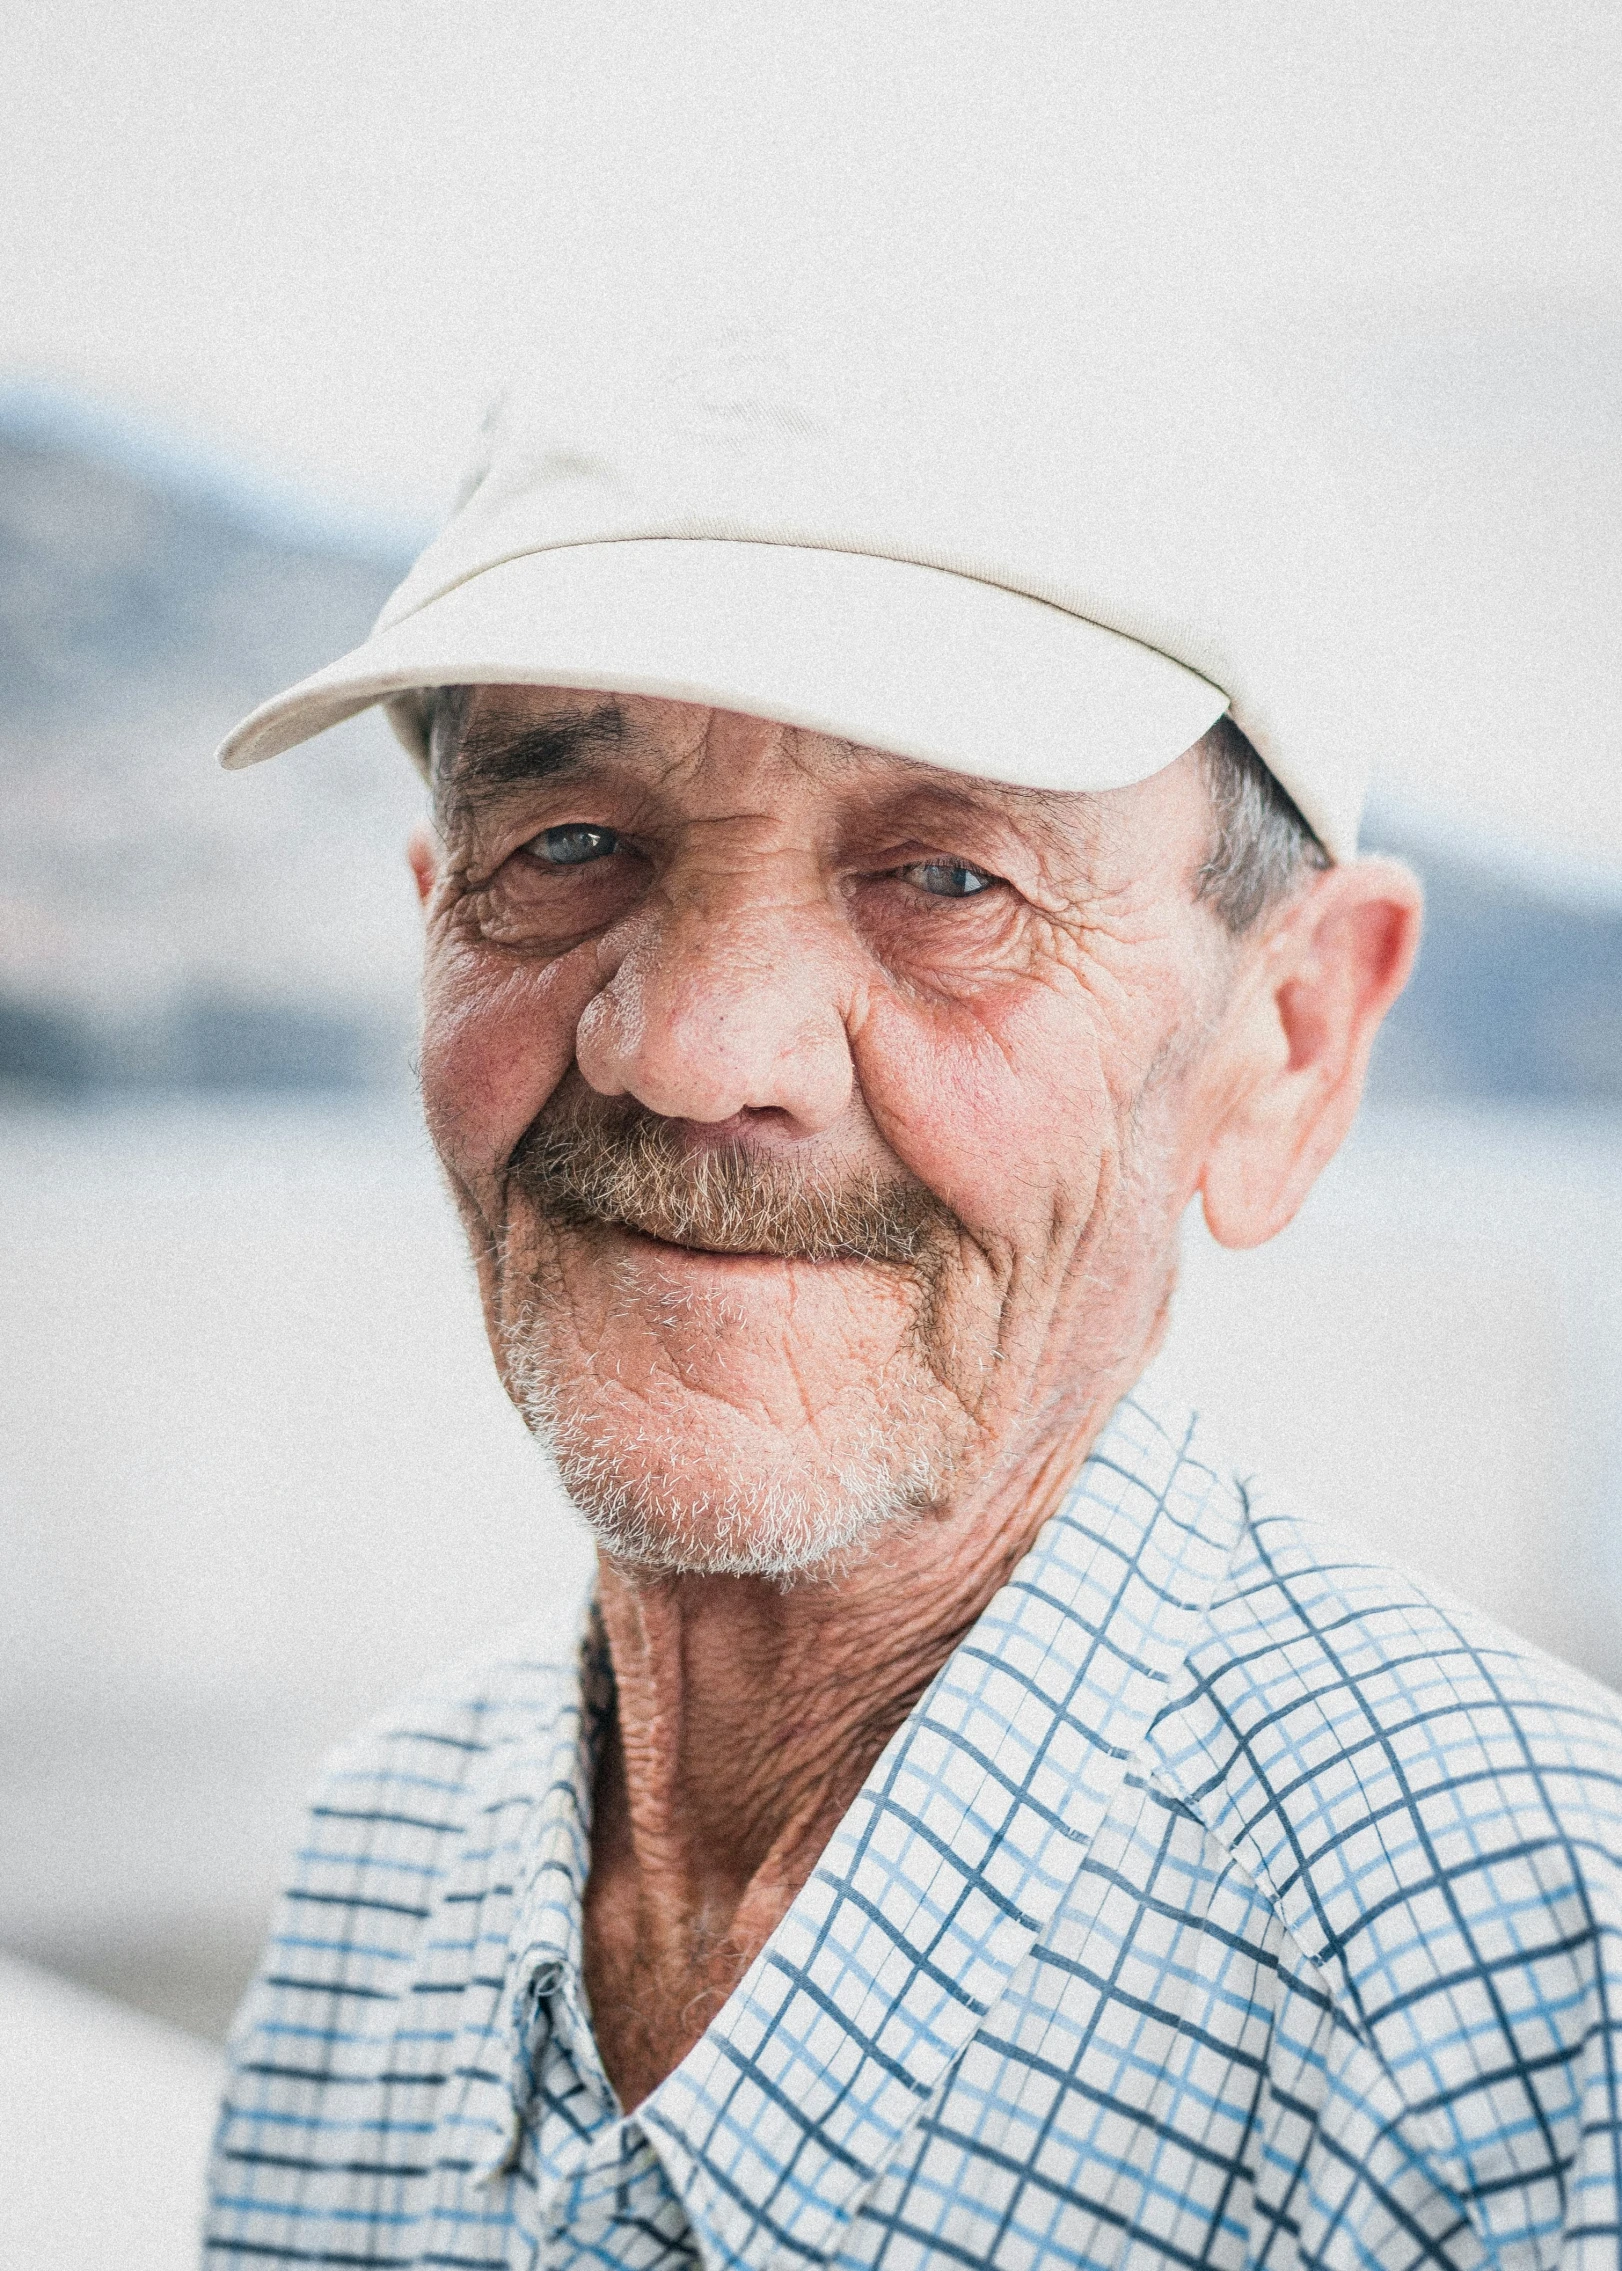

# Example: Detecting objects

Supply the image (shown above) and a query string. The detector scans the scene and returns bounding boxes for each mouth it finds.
[564,1214,895,1268]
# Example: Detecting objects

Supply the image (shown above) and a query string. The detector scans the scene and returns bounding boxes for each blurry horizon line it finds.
[0,373,432,566]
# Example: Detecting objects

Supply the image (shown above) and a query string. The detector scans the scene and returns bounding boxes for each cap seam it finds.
[376,530,1229,702]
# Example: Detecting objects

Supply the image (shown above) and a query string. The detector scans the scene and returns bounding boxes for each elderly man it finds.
[202,313,1622,2270]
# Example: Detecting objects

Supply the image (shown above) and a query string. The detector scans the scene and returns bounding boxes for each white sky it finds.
[4,1,1620,867]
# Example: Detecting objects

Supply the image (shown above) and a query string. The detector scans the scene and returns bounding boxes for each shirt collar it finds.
[445,1598,613,2185]
[508,1596,613,2008]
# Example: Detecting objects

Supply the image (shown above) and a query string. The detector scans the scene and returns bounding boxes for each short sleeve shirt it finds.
[203,1394,1622,2267]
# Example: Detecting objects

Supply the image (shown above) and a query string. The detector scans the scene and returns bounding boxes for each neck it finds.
[581,1393,1120,2109]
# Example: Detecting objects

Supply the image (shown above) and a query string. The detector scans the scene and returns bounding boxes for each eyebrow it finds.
[866,772,1106,867]
[437,699,628,818]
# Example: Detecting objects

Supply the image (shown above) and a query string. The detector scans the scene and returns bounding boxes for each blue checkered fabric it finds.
[203,1394,1622,2267]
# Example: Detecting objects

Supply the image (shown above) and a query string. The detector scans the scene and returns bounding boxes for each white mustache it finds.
[509,1105,958,1266]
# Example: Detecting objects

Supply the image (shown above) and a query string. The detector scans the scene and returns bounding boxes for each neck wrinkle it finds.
[589,1386,1113,1935]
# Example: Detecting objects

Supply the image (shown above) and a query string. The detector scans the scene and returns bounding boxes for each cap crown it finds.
[382,295,1364,854]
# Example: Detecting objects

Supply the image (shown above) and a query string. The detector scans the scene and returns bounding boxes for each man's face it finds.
[417,689,1234,1577]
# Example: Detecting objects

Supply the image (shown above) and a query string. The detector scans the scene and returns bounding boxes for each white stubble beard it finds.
[499,1293,960,1584]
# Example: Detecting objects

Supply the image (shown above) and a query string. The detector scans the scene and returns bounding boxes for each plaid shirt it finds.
[204,1394,1622,2267]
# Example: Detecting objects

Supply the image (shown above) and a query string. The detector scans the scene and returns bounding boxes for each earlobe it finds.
[407,824,440,909]
[1198,858,1423,1250]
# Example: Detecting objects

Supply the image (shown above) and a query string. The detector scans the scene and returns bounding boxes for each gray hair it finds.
[1195,717,1330,933]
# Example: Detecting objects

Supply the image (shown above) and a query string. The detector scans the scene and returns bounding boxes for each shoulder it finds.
[316,1626,579,1810]
[299,1625,579,1874]
[228,1631,580,2036]
[1151,1481,1622,1971]
[1143,1448,1622,2237]
[208,1635,585,2245]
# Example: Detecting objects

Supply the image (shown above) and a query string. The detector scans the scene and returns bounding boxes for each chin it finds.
[556,1453,927,1583]
[501,1317,954,1583]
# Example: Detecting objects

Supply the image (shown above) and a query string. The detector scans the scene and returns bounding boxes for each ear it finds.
[407,823,439,909]
[1198,857,1423,1249]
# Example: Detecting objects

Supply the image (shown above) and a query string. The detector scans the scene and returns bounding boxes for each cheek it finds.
[419,933,599,1177]
[854,984,1120,1250]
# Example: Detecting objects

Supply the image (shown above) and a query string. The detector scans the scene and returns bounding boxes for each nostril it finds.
[574,990,637,1097]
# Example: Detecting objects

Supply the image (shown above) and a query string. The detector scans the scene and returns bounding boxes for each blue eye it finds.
[530,824,618,867]
[906,859,996,898]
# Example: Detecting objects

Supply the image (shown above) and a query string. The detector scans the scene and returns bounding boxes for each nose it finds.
[574,896,856,1133]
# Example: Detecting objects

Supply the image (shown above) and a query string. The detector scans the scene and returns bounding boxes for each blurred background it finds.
[1,15,1619,2245]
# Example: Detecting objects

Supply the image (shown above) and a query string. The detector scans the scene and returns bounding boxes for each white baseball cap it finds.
[218,300,1367,860]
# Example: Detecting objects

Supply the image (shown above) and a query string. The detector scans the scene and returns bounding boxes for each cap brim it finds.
[218,537,1229,798]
